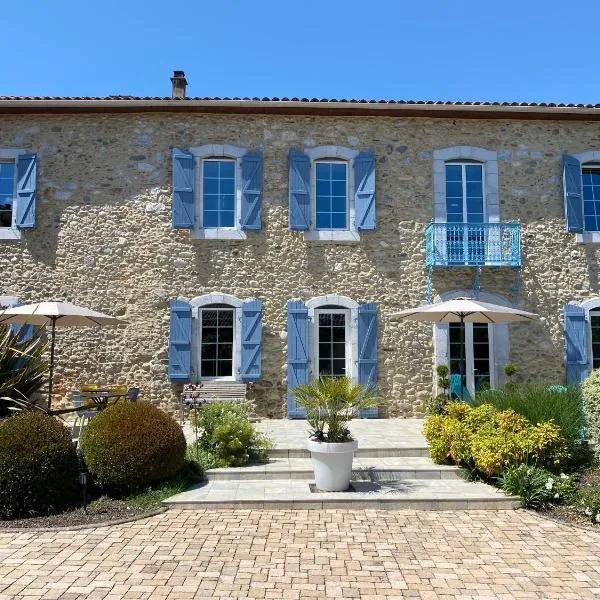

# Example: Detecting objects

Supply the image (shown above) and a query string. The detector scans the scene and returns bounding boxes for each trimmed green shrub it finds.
[501,465,576,509]
[0,412,79,518]
[80,402,186,493]
[582,369,600,453]
[423,401,568,477]
[472,382,584,443]
[190,401,272,468]
[426,394,450,416]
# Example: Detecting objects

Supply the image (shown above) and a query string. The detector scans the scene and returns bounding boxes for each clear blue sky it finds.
[2,0,598,103]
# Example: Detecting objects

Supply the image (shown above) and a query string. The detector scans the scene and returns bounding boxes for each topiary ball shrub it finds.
[0,411,79,519]
[80,402,186,494]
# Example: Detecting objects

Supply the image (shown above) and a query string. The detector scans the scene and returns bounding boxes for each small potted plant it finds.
[292,376,381,491]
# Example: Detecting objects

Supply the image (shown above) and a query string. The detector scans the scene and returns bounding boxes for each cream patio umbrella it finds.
[390,297,538,399]
[0,301,125,408]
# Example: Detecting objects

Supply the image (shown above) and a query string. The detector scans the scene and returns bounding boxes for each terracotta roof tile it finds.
[0,95,599,108]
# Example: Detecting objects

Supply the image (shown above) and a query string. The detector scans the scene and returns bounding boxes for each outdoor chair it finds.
[70,389,97,447]
[450,374,471,401]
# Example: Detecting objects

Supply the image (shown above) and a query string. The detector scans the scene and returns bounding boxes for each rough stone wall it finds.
[2,113,600,417]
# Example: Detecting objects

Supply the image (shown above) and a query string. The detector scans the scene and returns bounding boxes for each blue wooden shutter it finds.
[287,300,309,418]
[172,148,195,229]
[240,299,262,381]
[15,153,37,229]
[354,151,376,231]
[168,299,192,382]
[358,302,378,417]
[240,151,263,230]
[563,155,583,233]
[564,304,588,385]
[288,149,310,230]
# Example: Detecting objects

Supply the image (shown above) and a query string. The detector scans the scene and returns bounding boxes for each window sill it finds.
[576,232,600,244]
[303,230,360,243]
[0,228,22,241]
[191,228,247,240]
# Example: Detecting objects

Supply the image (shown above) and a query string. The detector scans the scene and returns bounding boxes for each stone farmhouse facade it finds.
[1,72,600,417]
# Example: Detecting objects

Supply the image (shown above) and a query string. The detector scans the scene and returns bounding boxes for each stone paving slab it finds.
[205,457,463,481]
[1,508,600,599]
[183,418,428,450]
[163,478,517,510]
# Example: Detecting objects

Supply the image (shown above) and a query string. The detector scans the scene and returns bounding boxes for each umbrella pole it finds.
[460,315,465,400]
[48,317,56,409]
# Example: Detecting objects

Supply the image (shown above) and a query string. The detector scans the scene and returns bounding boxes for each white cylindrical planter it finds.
[306,439,358,491]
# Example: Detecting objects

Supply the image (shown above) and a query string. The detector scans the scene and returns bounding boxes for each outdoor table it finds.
[82,389,129,408]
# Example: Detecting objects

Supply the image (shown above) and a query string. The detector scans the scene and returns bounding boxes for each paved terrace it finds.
[1,509,600,599]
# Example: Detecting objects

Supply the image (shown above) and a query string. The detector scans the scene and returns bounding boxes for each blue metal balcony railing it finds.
[425,222,521,268]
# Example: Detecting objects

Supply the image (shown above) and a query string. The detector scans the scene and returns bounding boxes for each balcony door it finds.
[445,162,486,264]
[449,322,494,397]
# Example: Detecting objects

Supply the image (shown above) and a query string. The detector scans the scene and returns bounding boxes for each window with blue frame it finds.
[315,161,347,230]
[445,162,485,263]
[583,167,600,232]
[0,161,16,228]
[202,159,236,228]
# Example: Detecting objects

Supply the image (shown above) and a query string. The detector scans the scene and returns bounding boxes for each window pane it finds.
[220,211,235,227]
[316,179,329,196]
[319,325,331,342]
[315,161,347,231]
[466,181,483,198]
[218,360,232,377]
[201,361,217,378]
[332,327,345,342]
[318,313,331,326]
[0,179,13,196]
[204,211,219,227]
[332,360,346,376]
[332,343,345,358]
[316,195,330,213]
[202,328,218,343]
[219,194,235,211]
[201,344,217,360]
[316,163,330,179]
[465,164,482,182]
[331,163,346,179]
[331,180,346,196]
[219,161,235,178]
[203,161,219,177]
[446,182,462,198]
[445,164,462,181]
[203,178,219,194]
[331,212,346,229]
[203,160,236,229]
[316,213,331,229]
[319,342,331,359]
[203,194,219,211]
[0,208,12,228]
[331,196,346,213]
[319,360,331,375]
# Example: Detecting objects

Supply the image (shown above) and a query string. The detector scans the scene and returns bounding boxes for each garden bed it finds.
[0,498,165,529]
[538,468,600,529]
[0,473,196,530]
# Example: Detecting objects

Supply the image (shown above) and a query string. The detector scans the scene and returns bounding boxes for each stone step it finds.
[205,457,462,481]
[163,478,518,511]
[268,445,430,459]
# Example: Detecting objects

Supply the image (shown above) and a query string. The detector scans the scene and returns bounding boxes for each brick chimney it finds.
[171,70,188,99]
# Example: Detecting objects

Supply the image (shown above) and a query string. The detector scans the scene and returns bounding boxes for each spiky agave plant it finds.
[291,376,381,442]
[0,325,48,417]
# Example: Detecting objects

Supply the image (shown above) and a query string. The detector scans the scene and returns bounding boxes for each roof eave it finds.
[1,99,600,120]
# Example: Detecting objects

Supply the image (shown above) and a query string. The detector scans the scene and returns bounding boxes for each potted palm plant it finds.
[292,376,381,491]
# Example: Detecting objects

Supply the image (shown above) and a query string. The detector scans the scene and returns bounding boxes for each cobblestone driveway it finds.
[1,509,600,599]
